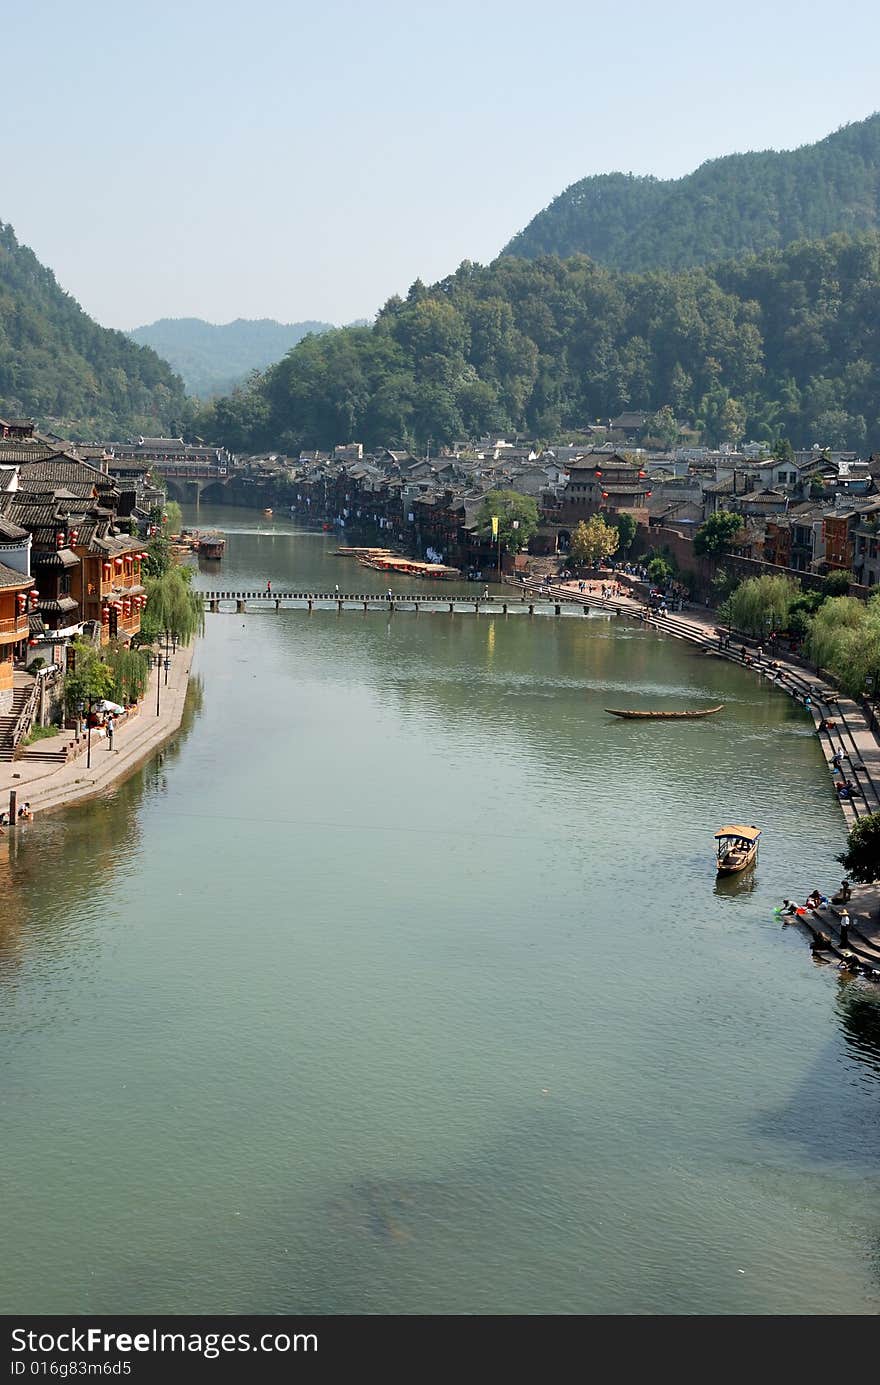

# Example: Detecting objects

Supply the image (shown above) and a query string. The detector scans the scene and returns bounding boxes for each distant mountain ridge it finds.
[129,316,335,398]
[0,220,188,439]
[503,112,880,269]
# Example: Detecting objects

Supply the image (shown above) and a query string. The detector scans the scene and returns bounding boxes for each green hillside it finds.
[0,221,189,438]
[130,316,334,397]
[202,233,880,454]
[503,113,880,269]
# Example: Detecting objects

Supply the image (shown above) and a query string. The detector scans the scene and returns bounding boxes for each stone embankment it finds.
[0,643,195,820]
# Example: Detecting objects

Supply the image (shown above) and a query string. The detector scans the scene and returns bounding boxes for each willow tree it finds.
[808,594,880,697]
[105,642,150,705]
[141,568,204,647]
[727,575,800,636]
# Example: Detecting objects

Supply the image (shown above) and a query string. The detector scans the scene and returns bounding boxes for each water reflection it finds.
[835,981,880,1076]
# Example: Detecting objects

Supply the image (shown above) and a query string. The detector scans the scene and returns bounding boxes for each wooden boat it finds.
[605,704,724,720]
[715,824,761,875]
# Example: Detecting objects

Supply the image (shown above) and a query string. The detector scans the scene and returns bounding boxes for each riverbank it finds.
[0,642,195,820]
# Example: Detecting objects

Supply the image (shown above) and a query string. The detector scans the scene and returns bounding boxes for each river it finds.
[2,504,879,1315]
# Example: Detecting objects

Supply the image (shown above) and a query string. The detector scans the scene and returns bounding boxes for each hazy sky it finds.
[3,0,878,331]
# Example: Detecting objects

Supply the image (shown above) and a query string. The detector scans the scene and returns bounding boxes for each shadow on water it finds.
[753,972,880,1169]
[713,869,759,899]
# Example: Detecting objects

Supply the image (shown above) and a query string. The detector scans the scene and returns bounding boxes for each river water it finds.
[2,504,879,1315]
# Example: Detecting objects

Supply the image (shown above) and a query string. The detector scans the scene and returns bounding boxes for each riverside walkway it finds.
[0,644,194,820]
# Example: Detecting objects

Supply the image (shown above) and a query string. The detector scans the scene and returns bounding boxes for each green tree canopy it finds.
[838,813,880,883]
[609,511,637,554]
[105,641,150,705]
[64,640,114,715]
[646,556,672,586]
[140,567,204,646]
[475,490,539,553]
[727,575,800,636]
[807,594,880,697]
[693,511,744,557]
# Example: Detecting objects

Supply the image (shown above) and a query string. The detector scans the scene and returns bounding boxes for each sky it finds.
[3,0,879,331]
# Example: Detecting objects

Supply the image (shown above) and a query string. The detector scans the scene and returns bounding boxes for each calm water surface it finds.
[2,505,879,1314]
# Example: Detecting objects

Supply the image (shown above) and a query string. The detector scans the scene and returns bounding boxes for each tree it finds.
[646,556,672,585]
[143,534,174,578]
[64,639,114,716]
[569,515,620,569]
[105,641,150,706]
[609,511,637,554]
[475,490,539,553]
[727,575,800,636]
[163,500,182,536]
[140,568,204,647]
[693,510,744,557]
[838,813,880,883]
[646,405,679,449]
[772,436,794,465]
[807,594,880,697]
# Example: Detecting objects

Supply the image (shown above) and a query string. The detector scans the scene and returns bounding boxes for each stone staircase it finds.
[0,672,34,762]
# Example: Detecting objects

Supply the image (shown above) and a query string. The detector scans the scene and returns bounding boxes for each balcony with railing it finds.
[0,613,30,640]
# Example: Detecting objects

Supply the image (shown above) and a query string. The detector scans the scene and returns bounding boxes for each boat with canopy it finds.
[715,824,761,875]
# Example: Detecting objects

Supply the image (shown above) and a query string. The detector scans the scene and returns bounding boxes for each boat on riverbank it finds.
[606,705,724,720]
[715,825,761,875]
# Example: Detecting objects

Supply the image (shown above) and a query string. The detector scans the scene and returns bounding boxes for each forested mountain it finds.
[0,221,189,438]
[503,114,880,269]
[130,316,334,397]
[201,233,880,454]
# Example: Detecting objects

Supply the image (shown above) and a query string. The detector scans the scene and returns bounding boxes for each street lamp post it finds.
[78,697,93,769]
[155,645,161,717]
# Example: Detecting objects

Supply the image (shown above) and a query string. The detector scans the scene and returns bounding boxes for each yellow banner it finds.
[491,515,499,540]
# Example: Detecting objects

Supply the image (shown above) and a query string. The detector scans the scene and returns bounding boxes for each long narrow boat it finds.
[715,824,761,875]
[605,705,724,719]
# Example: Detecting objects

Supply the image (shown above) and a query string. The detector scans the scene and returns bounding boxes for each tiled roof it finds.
[0,560,33,589]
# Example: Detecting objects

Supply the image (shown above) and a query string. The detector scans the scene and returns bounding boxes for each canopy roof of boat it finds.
[715,825,761,841]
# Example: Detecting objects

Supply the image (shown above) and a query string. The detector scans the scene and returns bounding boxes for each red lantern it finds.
[28,638,38,648]
[595,470,602,477]
[115,557,123,570]
[56,530,64,549]
[17,592,26,612]
[29,590,39,608]
[69,528,79,545]
[601,491,609,499]
[103,563,112,583]
[123,600,131,617]
[101,607,110,625]
[638,471,647,478]
[646,490,653,497]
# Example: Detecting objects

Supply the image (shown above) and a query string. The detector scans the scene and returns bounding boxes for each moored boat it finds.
[715,824,761,875]
[605,705,724,719]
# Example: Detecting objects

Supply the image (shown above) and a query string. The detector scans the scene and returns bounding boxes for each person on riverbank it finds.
[106,715,114,751]
[839,909,850,948]
[266,579,271,595]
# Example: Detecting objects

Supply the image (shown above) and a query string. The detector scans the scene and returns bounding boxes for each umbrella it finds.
[94,699,124,714]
